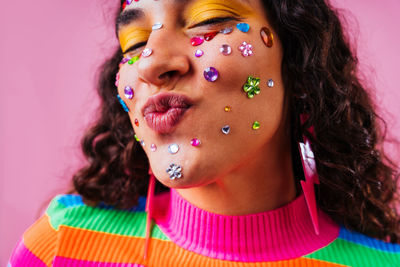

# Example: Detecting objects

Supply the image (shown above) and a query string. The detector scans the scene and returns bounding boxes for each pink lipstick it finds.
[142,93,193,134]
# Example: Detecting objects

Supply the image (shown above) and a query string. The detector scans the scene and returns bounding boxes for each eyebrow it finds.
[116,8,145,32]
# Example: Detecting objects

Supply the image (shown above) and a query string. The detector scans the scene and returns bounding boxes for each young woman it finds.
[9,0,400,266]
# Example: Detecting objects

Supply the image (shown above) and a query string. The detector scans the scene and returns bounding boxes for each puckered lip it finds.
[141,92,194,134]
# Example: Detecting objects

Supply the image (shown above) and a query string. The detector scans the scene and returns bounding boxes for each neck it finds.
[175,129,297,215]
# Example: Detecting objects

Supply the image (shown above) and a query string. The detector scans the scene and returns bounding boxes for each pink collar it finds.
[152,188,339,262]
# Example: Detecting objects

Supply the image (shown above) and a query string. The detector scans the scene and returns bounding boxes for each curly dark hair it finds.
[72,0,400,243]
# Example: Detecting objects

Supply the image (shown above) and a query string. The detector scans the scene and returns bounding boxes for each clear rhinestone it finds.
[267,79,274,88]
[141,48,153,57]
[166,163,183,180]
[220,44,232,55]
[195,49,204,57]
[220,27,233,34]
[150,144,157,152]
[222,125,231,135]
[168,143,179,154]
[152,23,163,30]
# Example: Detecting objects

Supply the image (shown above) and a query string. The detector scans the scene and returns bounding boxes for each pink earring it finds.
[298,114,320,235]
[143,168,156,260]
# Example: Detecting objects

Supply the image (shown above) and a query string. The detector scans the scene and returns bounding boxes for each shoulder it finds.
[8,194,149,267]
[305,225,400,266]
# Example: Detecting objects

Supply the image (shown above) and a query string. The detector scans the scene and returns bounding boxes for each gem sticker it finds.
[224,106,232,112]
[152,23,163,30]
[141,48,153,57]
[134,134,140,142]
[252,121,261,130]
[195,49,204,57]
[128,56,140,65]
[117,95,129,112]
[115,72,120,87]
[190,138,201,147]
[151,144,157,152]
[260,27,274,48]
[243,76,261,98]
[222,125,231,135]
[166,163,183,180]
[267,79,274,88]
[236,23,250,33]
[220,44,232,55]
[191,37,204,46]
[134,118,139,126]
[204,67,219,82]
[239,41,253,57]
[204,31,218,41]
[220,27,233,34]
[124,86,134,99]
[140,140,145,147]
[168,144,180,154]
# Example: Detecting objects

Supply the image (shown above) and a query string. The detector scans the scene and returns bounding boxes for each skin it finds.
[117,0,298,215]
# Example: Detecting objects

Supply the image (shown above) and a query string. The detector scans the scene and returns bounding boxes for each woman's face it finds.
[116,0,288,188]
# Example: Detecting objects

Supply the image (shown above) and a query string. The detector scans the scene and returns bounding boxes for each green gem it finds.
[134,134,140,142]
[128,60,134,65]
[132,56,140,63]
[243,76,261,98]
[252,121,261,130]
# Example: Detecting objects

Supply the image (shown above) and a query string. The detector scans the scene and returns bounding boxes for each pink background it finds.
[1,0,399,264]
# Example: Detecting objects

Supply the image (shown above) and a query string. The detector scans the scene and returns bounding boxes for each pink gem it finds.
[191,37,204,46]
[238,41,253,57]
[195,49,204,57]
[141,48,153,57]
[115,72,120,87]
[190,138,201,147]
[220,44,232,55]
[150,144,157,152]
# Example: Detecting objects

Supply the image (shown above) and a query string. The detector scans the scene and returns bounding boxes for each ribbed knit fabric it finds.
[9,188,400,266]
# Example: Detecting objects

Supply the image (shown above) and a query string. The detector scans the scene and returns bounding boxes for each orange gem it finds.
[260,27,274,48]
[224,106,232,112]
[135,119,139,126]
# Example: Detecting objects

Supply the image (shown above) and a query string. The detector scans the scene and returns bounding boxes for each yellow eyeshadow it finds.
[184,0,254,25]
[118,27,151,53]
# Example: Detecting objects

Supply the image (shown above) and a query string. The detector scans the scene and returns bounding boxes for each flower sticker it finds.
[243,76,261,98]
[166,164,183,180]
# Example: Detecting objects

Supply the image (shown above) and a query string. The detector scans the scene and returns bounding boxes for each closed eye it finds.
[188,16,238,29]
[123,41,147,54]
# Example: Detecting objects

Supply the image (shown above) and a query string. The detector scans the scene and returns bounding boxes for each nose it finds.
[136,30,190,89]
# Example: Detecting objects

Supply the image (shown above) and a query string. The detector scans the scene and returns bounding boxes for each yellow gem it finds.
[224,106,232,112]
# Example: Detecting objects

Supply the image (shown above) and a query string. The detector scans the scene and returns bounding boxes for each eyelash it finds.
[123,17,236,55]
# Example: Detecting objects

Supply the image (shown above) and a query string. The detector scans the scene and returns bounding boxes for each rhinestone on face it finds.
[140,140,145,147]
[117,95,129,112]
[203,67,219,82]
[238,41,253,57]
[151,144,157,152]
[220,44,232,56]
[260,27,274,48]
[204,31,218,41]
[166,163,183,180]
[220,27,233,34]
[168,144,180,154]
[115,72,120,87]
[134,135,140,142]
[124,86,134,99]
[134,119,139,127]
[126,0,133,5]
[152,22,163,30]
[222,125,231,135]
[252,121,261,130]
[191,36,204,46]
[236,23,250,33]
[195,49,204,57]
[267,79,275,88]
[224,106,232,112]
[121,57,130,65]
[141,48,153,57]
[190,138,201,147]
[243,76,261,98]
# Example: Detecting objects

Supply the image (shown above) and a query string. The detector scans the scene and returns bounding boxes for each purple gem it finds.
[124,86,134,99]
[195,49,204,57]
[120,57,130,64]
[204,67,219,82]
[126,0,133,4]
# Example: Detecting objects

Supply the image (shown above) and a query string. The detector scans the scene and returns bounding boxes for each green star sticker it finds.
[243,76,261,98]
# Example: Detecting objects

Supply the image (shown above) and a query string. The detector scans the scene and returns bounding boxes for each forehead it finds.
[116,0,255,30]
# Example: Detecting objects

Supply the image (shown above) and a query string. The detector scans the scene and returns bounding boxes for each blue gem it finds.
[236,23,250,33]
[117,94,129,112]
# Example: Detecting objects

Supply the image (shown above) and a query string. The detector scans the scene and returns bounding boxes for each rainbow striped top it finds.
[9,188,400,266]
